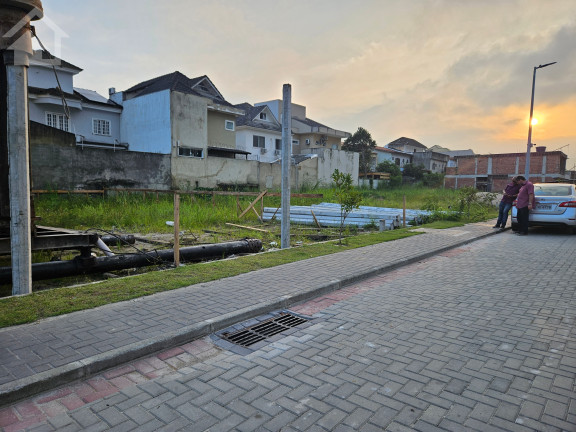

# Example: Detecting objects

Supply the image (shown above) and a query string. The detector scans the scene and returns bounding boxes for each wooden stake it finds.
[174,194,180,266]
[310,209,322,228]
[225,223,270,233]
[239,190,267,219]
[403,195,406,228]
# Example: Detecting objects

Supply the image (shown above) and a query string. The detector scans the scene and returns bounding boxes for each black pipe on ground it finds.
[100,234,136,245]
[0,239,262,284]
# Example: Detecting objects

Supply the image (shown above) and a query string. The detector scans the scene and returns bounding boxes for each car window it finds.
[534,185,573,197]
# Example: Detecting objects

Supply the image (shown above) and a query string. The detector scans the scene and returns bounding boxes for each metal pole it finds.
[524,67,537,179]
[524,62,556,179]
[281,84,292,249]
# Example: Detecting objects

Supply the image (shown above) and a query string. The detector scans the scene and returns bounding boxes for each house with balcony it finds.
[28,50,123,149]
[254,100,351,155]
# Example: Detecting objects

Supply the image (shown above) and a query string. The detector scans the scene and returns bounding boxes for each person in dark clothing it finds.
[514,175,535,235]
[494,177,521,229]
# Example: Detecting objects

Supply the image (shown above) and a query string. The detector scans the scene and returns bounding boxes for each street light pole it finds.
[524,62,556,179]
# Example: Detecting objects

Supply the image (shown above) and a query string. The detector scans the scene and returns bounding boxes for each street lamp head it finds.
[537,62,557,69]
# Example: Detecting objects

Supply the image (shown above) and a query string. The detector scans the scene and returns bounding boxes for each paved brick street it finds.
[1,227,574,431]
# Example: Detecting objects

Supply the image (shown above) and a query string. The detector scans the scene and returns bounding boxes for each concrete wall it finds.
[313,148,359,186]
[170,91,208,153]
[30,122,171,190]
[207,111,237,149]
[171,154,260,190]
[120,90,172,153]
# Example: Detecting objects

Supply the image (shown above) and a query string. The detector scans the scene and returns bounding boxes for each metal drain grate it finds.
[221,312,309,347]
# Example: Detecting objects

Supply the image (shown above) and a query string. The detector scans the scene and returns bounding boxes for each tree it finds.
[341,127,377,177]
[332,169,362,245]
[375,160,402,187]
[402,163,426,180]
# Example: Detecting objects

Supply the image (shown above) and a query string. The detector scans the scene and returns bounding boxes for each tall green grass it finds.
[34,186,496,234]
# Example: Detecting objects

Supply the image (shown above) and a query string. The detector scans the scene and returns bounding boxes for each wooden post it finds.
[236,195,240,217]
[403,195,406,228]
[174,194,180,267]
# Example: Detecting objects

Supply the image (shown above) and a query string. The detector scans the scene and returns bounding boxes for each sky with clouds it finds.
[35,0,576,168]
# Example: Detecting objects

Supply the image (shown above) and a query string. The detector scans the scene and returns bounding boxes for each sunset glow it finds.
[36,0,576,164]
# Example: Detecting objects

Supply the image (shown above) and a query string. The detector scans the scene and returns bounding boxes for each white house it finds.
[234,103,283,162]
[374,146,412,169]
[255,100,350,155]
[28,50,123,149]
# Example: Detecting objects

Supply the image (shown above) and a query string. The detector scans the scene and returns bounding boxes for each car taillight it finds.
[559,201,576,208]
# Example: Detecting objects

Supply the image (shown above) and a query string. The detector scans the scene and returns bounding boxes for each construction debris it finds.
[262,203,430,230]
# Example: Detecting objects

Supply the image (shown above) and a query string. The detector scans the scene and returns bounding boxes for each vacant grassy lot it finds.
[0,185,497,327]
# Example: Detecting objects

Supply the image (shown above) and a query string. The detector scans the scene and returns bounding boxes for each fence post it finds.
[403,195,406,228]
[174,193,180,267]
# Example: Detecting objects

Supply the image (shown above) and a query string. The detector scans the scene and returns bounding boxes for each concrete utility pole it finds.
[0,0,44,295]
[280,84,291,249]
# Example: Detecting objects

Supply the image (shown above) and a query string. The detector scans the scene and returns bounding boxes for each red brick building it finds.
[444,149,568,191]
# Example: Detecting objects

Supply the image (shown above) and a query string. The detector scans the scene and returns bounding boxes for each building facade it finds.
[444,149,568,191]
[28,50,122,149]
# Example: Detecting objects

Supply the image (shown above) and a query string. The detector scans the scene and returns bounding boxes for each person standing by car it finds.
[514,175,535,235]
[494,176,521,229]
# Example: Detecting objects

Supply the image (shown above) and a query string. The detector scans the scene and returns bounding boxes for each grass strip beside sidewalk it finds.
[0,229,422,328]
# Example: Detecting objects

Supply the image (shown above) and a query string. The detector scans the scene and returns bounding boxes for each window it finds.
[275,139,282,150]
[292,139,299,146]
[178,147,203,158]
[225,120,235,131]
[93,119,111,136]
[46,112,69,132]
[259,112,267,120]
[253,135,265,148]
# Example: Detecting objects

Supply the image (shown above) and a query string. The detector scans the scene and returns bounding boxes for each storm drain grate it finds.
[220,312,309,347]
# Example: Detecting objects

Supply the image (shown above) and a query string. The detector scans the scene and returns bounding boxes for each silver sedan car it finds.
[511,182,576,233]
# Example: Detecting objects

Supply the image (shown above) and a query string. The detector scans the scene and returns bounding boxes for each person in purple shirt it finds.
[514,175,535,235]
[494,176,521,229]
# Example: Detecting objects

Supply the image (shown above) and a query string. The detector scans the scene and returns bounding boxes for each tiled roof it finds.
[31,50,83,72]
[295,117,329,129]
[375,146,411,155]
[234,103,282,132]
[28,86,80,101]
[123,71,234,107]
[387,137,427,149]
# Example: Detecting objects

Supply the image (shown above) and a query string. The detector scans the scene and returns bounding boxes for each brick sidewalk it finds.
[0,221,498,406]
[1,226,574,431]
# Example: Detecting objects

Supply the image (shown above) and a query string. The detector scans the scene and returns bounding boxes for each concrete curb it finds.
[0,227,499,406]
